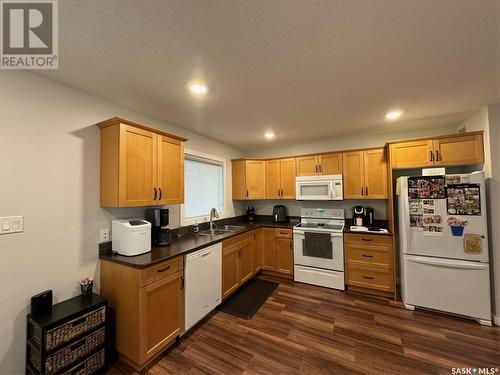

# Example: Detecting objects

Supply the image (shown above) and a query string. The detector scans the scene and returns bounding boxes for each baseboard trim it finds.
[493,313,500,326]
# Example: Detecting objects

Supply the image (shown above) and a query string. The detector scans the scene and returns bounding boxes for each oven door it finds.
[293,230,344,271]
[296,180,333,200]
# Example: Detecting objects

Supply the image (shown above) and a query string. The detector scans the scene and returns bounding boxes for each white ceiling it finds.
[39,0,499,151]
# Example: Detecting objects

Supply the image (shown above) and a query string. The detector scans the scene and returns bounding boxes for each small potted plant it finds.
[447,217,467,236]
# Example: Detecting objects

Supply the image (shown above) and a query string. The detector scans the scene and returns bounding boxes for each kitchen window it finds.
[182,152,225,225]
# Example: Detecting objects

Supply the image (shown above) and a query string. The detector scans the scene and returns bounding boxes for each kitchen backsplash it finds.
[234,199,388,219]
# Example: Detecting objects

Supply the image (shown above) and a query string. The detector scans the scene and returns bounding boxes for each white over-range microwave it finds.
[295,174,343,200]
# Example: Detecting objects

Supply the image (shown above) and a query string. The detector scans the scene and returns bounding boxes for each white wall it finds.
[0,71,244,374]
[457,107,492,178]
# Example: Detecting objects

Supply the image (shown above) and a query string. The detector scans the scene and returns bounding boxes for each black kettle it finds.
[273,205,288,223]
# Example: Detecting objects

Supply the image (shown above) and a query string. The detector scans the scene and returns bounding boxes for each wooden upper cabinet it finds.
[265,159,281,199]
[265,158,296,199]
[296,153,342,176]
[343,148,388,199]
[343,150,364,199]
[97,118,186,208]
[389,140,434,169]
[389,132,484,169]
[318,152,342,175]
[433,134,484,166]
[246,161,266,199]
[119,125,157,207]
[232,160,266,199]
[364,148,387,199]
[157,136,184,205]
[296,155,318,176]
[232,160,247,200]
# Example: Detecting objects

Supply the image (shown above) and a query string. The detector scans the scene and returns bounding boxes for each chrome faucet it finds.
[209,208,219,232]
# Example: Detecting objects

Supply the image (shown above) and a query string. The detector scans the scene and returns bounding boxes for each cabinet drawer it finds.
[346,265,393,292]
[346,245,392,269]
[140,256,183,287]
[345,233,392,248]
[275,228,292,239]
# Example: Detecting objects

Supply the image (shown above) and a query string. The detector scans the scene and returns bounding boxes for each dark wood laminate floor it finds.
[109,275,500,375]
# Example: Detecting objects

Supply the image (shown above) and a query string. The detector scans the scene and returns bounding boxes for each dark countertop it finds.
[99,218,299,269]
[343,219,393,236]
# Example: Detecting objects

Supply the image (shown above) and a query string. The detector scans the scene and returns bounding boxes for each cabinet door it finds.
[252,230,261,273]
[433,134,484,166]
[389,140,434,169]
[261,228,276,271]
[238,239,254,284]
[140,271,183,362]
[265,159,281,199]
[280,157,296,199]
[246,160,266,199]
[342,151,365,199]
[364,149,388,199]
[232,160,247,200]
[276,237,293,275]
[119,125,157,206]
[296,155,318,176]
[319,153,342,175]
[157,136,184,205]
[222,245,239,299]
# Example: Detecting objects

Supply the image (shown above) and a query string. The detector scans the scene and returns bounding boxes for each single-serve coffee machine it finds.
[145,208,171,246]
[352,206,374,228]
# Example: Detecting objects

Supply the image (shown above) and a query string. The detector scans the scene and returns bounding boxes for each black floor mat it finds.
[217,278,279,320]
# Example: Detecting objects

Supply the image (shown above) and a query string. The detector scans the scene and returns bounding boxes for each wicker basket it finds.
[40,306,105,351]
[30,327,105,374]
[62,348,105,375]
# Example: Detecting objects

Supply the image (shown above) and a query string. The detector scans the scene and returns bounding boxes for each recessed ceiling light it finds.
[264,131,275,140]
[189,82,207,96]
[385,111,403,120]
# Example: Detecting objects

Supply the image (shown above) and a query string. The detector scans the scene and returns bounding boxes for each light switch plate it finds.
[0,216,23,234]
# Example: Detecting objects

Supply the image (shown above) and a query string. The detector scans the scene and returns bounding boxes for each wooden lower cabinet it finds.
[100,256,184,369]
[252,229,261,272]
[261,228,277,271]
[276,237,293,275]
[261,228,293,276]
[222,230,261,300]
[344,233,395,297]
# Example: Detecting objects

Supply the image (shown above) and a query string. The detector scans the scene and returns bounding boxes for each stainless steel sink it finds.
[198,225,245,236]
[199,229,231,236]
[221,225,245,231]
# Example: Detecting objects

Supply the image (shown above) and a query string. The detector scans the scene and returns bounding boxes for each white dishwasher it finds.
[184,243,222,332]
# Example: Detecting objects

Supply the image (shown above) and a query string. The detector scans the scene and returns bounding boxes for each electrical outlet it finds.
[100,228,110,243]
[0,216,23,235]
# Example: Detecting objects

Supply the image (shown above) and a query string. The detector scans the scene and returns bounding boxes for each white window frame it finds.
[180,149,228,226]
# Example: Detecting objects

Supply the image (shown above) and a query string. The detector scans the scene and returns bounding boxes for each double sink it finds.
[198,225,245,236]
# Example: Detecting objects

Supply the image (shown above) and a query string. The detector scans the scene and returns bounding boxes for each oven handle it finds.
[293,230,343,237]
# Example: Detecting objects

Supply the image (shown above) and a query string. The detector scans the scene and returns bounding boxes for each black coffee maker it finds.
[145,208,171,246]
[352,206,374,227]
[273,205,288,223]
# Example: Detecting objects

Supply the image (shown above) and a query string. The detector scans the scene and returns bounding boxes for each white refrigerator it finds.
[397,171,491,325]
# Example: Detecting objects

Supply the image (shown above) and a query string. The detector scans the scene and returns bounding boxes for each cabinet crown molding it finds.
[96,117,188,142]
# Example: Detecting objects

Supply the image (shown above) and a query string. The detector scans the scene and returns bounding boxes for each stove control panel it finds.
[300,208,344,219]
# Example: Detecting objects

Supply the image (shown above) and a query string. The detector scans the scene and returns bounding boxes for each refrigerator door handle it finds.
[406,256,489,270]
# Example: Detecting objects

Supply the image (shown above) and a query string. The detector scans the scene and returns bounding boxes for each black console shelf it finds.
[26,293,107,375]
